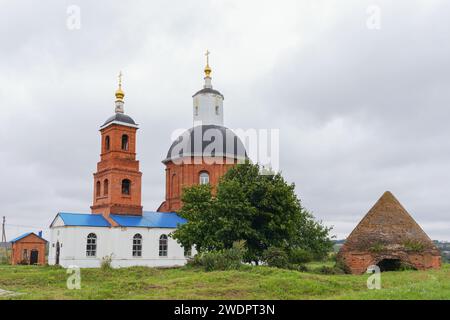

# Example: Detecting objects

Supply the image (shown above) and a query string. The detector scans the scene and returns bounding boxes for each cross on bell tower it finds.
[204,50,211,78]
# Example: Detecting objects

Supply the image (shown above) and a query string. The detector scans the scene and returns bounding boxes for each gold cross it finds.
[118,71,123,88]
[205,50,210,65]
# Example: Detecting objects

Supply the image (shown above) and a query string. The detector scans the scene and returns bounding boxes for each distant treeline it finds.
[434,241,450,263]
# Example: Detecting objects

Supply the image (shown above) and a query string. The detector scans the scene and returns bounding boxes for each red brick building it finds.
[90,75,143,219]
[158,55,246,212]
[338,191,441,274]
[10,232,47,265]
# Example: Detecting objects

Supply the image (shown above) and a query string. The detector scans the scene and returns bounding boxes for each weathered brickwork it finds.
[11,233,47,265]
[91,123,143,217]
[158,156,237,212]
[338,191,441,274]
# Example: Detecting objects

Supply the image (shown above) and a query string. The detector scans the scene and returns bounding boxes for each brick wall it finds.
[11,234,46,265]
[159,156,237,212]
[91,123,143,216]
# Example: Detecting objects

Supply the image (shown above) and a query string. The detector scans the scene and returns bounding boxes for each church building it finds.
[158,51,247,212]
[48,54,246,268]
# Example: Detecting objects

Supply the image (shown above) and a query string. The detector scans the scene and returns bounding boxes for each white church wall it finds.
[48,225,193,268]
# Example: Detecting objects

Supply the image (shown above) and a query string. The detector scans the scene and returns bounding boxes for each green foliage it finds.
[288,248,314,264]
[173,162,333,263]
[188,241,246,272]
[316,265,346,275]
[442,252,450,263]
[295,264,309,272]
[403,240,425,252]
[170,183,220,252]
[262,247,315,270]
[1,264,449,299]
[329,252,338,262]
[369,242,385,253]
[0,249,11,265]
[262,247,290,269]
[100,254,113,271]
[434,241,450,263]
[397,262,417,271]
[334,259,351,274]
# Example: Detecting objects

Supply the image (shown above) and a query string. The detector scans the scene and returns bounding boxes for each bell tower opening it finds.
[105,136,110,151]
[121,134,129,150]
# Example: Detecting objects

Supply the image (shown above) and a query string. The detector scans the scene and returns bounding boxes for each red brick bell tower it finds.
[91,73,143,217]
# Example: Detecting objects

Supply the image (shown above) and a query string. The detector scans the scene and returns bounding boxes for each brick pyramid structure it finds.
[338,191,441,274]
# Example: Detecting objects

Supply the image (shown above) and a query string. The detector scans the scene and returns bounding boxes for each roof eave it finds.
[100,120,139,130]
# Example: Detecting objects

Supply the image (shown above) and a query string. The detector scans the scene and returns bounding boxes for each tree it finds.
[172,162,333,263]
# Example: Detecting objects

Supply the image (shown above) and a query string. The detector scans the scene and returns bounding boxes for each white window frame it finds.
[199,171,209,185]
[86,233,97,257]
[159,234,168,257]
[132,234,142,257]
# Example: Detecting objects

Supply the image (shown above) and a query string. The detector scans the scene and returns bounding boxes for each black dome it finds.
[164,125,247,163]
[103,113,136,126]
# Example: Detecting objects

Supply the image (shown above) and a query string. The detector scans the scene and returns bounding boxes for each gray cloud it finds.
[1,0,449,241]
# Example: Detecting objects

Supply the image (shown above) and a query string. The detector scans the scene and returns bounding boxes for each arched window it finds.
[105,136,110,151]
[199,171,209,185]
[215,105,219,115]
[159,234,168,257]
[86,233,97,257]
[103,179,109,196]
[121,134,129,150]
[132,234,142,257]
[184,246,192,258]
[96,181,101,197]
[122,179,131,195]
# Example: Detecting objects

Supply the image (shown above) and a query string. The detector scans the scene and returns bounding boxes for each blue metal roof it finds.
[10,232,47,243]
[10,232,32,243]
[51,212,186,228]
[57,212,111,227]
[110,211,186,228]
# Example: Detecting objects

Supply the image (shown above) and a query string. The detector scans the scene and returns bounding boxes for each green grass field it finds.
[0,263,449,300]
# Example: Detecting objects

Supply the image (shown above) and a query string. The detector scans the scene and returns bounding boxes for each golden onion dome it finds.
[115,71,125,100]
[204,64,212,77]
[115,87,124,100]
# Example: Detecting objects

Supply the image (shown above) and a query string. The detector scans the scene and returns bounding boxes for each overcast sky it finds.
[1,0,450,241]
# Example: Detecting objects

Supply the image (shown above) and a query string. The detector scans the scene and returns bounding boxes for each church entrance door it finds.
[30,250,39,265]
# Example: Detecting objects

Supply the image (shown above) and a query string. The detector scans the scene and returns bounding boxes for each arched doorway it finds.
[376,258,416,272]
[377,259,401,271]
